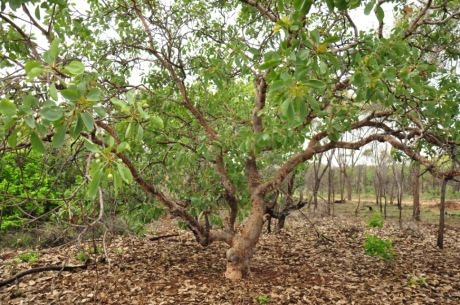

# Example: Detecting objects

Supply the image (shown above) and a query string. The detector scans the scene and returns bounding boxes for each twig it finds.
[149,233,180,241]
[0,263,88,287]
[298,210,335,243]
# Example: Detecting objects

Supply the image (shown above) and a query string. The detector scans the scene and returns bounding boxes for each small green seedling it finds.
[256,294,269,304]
[89,245,103,254]
[76,250,90,263]
[407,274,427,287]
[16,251,39,263]
[363,234,395,261]
[367,213,384,228]
[114,247,125,256]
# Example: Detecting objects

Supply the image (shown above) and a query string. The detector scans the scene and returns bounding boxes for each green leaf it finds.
[383,67,397,81]
[364,0,375,15]
[41,106,63,121]
[334,0,348,10]
[125,122,132,138]
[34,5,40,19]
[44,38,60,64]
[111,98,128,110]
[86,88,102,101]
[61,88,80,101]
[80,112,94,131]
[325,0,334,10]
[280,99,295,121]
[7,131,17,147]
[0,99,17,117]
[71,115,84,138]
[87,170,102,200]
[294,0,313,16]
[310,30,320,44]
[64,60,85,75]
[49,83,58,100]
[113,171,121,195]
[117,162,133,184]
[136,124,144,142]
[375,6,384,22]
[24,115,36,128]
[31,132,45,154]
[116,142,131,153]
[304,79,326,89]
[24,60,44,79]
[23,95,38,109]
[82,138,100,153]
[151,115,164,129]
[260,58,281,70]
[52,125,66,148]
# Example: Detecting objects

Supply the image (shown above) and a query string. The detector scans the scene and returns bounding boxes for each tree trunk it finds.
[437,178,448,249]
[340,169,345,203]
[346,169,353,201]
[313,184,319,211]
[412,162,421,221]
[266,216,272,233]
[277,215,286,232]
[383,191,387,219]
[225,197,265,281]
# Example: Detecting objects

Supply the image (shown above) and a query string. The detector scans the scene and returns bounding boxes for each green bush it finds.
[0,151,74,231]
[363,234,395,260]
[367,213,384,228]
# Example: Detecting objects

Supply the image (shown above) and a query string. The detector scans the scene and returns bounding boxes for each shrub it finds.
[367,213,384,228]
[363,234,395,260]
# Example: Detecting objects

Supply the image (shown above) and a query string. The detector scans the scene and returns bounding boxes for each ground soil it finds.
[1,214,460,305]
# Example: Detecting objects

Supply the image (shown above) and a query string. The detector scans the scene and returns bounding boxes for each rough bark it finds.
[412,161,421,221]
[225,196,265,281]
[437,177,447,248]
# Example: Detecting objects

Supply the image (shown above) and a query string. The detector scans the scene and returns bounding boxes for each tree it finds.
[1,0,460,281]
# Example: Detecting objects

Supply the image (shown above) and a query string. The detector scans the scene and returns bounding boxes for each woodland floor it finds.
[1,213,460,305]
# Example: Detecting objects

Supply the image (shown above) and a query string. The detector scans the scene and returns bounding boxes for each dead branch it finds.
[0,263,88,287]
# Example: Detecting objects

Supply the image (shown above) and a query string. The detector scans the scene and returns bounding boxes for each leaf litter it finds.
[1,213,459,304]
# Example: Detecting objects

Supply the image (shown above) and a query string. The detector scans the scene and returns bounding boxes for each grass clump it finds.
[16,251,39,263]
[76,250,90,263]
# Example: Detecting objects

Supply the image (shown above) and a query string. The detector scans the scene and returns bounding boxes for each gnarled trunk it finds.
[225,196,265,281]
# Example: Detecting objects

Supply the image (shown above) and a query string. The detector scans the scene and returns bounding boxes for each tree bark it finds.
[437,177,448,248]
[225,196,265,281]
[412,161,421,221]
[346,169,353,201]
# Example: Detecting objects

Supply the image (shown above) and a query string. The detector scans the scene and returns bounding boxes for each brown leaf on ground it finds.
[1,214,459,304]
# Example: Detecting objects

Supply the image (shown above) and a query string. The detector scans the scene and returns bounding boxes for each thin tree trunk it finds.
[383,191,387,219]
[437,178,448,249]
[412,162,421,221]
[346,169,353,201]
